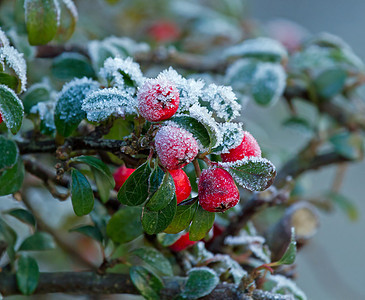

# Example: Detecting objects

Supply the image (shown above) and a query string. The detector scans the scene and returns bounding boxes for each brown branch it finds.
[0,272,247,299]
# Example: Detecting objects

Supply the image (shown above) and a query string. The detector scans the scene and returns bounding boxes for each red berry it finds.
[0,113,2,124]
[169,232,197,252]
[155,125,198,170]
[113,165,135,191]
[137,79,180,122]
[169,169,192,204]
[148,21,180,43]
[221,131,261,163]
[198,168,240,212]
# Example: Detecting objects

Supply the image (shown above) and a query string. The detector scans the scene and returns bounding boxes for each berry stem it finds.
[193,158,201,179]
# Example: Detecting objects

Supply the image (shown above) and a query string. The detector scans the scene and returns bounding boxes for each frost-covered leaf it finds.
[30,100,56,135]
[52,52,95,80]
[220,157,276,192]
[18,232,55,251]
[157,68,204,112]
[99,57,144,93]
[16,255,39,295]
[314,68,347,99]
[201,84,241,121]
[142,195,177,235]
[107,207,143,243]
[25,0,60,45]
[181,267,219,299]
[0,84,24,134]
[213,122,244,154]
[0,46,27,93]
[0,136,18,172]
[70,225,103,243]
[265,274,307,300]
[130,266,163,300]
[189,205,215,241]
[0,28,10,47]
[56,0,78,42]
[146,171,175,211]
[0,156,24,196]
[55,77,99,137]
[251,63,286,106]
[118,161,151,206]
[164,200,198,234]
[82,88,137,122]
[132,247,173,276]
[22,82,52,114]
[71,168,94,216]
[225,58,258,91]
[224,37,288,62]
[6,209,36,228]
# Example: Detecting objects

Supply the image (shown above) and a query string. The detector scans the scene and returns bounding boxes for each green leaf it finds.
[0,72,19,92]
[18,232,55,251]
[0,84,24,134]
[315,68,347,99]
[130,266,163,300]
[225,59,258,92]
[157,232,183,247]
[55,0,78,42]
[182,267,219,299]
[52,53,95,80]
[0,136,18,172]
[0,156,25,196]
[22,83,51,114]
[329,131,363,160]
[0,218,17,262]
[94,169,113,203]
[54,78,99,137]
[70,225,103,243]
[189,205,215,241]
[16,255,39,295]
[148,165,165,196]
[118,161,152,206]
[327,192,359,221]
[146,172,175,211]
[282,117,313,136]
[142,196,177,235]
[71,168,94,216]
[106,207,143,243]
[277,228,297,265]
[170,115,211,150]
[132,247,173,276]
[251,63,286,106]
[25,0,60,45]
[164,201,198,234]
[222,158,276,192]
[6,209,36,227]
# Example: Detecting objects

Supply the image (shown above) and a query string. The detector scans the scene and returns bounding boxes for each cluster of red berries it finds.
[113,80,262,251]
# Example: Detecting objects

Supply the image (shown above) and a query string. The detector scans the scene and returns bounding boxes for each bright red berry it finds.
[0,113,2,124]
[221,131,261,163]
[198,168,240,212]
[113,165,135,191]
[169,232,197,252]
[155,125,199,170]
[169,169,192,204]
[148,21,180,43]
[137,79,180,122]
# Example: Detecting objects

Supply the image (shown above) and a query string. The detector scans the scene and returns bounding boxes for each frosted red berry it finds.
[198,168,240,213]
[155,125,199,170]
[169,232,197,252]
[137,79,180,122]
[169,169,192,204]
[113,165,135,191]
[221,131,261,163]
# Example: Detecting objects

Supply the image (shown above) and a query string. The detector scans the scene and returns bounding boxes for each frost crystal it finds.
[0,27,10,47]
[157,68,204,112]
[268,274,307,300]
[30,100,56,132]
[99,57,145,93]
[214,122,244,154]
[82,87,137,122]
[202,84,241,121]
[0,46,27,93]
[224,37,288,60]
[188,104,222,149]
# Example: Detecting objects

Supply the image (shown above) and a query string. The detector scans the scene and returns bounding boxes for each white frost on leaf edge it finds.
[0,46,27,93]
[268,274,307,300]
[0,84,24,130]
[62,0,78,20]
[0,27,10,47]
